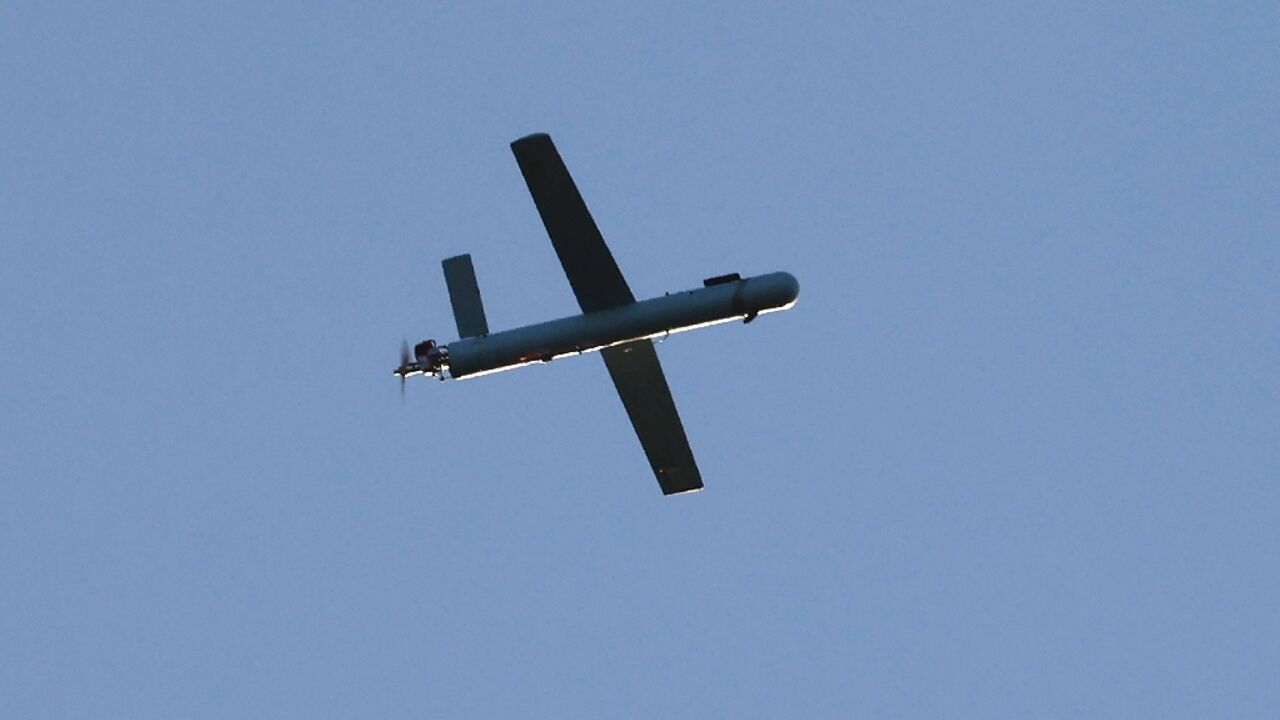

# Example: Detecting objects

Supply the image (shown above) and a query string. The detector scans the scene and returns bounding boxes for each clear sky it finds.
[2,3,1277,717]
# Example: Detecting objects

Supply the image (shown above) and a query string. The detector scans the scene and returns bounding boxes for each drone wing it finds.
[511,133,701,495]
[511,133,636,313]
[600,340,703,495]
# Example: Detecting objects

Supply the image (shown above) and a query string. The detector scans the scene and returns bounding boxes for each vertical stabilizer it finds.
[442,254,489,338]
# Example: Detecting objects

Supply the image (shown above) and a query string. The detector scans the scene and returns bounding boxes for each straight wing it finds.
[600,340,703,495]
[511,133,636,313]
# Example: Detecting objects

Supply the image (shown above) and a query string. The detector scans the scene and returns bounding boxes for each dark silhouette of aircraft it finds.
[397,133,798,495]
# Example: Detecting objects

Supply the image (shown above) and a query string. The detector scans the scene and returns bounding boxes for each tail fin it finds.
[442,254,489,338]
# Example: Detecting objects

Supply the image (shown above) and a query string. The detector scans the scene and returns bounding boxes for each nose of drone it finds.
[740,271,800,314]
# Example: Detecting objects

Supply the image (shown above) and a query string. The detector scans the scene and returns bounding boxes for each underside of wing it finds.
[511,133,636,313]
[600,340,703,496]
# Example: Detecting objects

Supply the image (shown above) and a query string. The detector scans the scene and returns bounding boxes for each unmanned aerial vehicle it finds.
[396,134,799,495]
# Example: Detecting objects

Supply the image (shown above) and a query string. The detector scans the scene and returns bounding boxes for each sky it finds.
[2,2,1277,717]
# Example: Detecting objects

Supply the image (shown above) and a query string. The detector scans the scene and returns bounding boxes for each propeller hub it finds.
[395,338,449,385]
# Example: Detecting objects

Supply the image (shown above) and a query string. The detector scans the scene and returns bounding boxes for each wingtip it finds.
[663,485,705,497]
[657,466,704,496]
[511,132,552,149]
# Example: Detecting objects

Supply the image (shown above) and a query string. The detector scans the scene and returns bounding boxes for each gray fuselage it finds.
[442,271,798,379]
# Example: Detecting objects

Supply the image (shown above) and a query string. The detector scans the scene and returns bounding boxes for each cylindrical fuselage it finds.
[444,271,798,379]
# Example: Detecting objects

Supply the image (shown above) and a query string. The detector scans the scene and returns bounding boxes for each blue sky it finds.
[2,3,1277,717]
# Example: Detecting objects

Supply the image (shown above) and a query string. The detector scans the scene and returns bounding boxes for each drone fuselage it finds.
[421,271,797,380]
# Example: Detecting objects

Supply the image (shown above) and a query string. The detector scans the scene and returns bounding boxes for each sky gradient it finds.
[2,3,1277,717]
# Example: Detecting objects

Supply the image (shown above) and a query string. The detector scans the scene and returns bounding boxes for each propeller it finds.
[398,338,410,399]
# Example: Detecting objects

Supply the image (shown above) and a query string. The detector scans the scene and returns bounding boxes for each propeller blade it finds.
[396,335,407,397]
[400,338,410,367]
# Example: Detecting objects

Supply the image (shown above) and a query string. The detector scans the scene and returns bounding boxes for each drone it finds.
[397,133,798,495]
